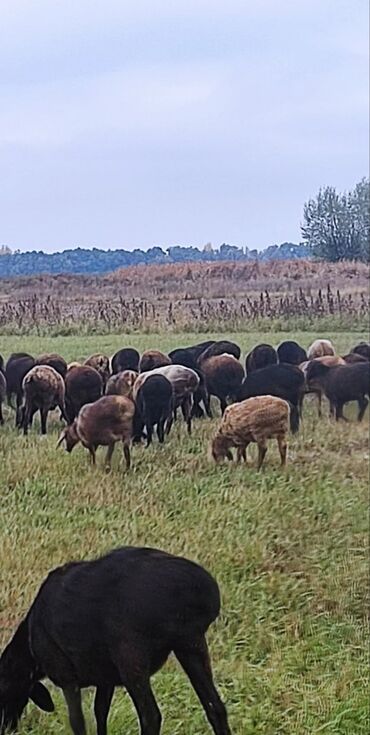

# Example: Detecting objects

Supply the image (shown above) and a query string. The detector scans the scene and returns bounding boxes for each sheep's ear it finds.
[56,428,67,447]
[29,682,55,712]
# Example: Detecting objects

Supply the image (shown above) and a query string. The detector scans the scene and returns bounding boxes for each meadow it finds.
[0,330,369,734]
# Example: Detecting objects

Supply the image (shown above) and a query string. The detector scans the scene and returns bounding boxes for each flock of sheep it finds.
[1,337,369,471]
[0,336,369,735]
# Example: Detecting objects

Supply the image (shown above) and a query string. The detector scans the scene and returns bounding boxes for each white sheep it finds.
[210,395,290,470]
[307,339,335,359]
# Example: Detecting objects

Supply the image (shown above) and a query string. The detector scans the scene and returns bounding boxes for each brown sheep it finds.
[17,366,66,435]
[57,395,135,470]
[35,353,67,378]
[64,365,103,424]
[300,355,346,417]
[307,339,335,359]
[139,350,171,373]
[199,354,244,415]
[84,354,110,387]
[106,370,138,398]
[211,395,290,470]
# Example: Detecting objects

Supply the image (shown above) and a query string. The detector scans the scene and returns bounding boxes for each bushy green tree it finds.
[302,178,369,261]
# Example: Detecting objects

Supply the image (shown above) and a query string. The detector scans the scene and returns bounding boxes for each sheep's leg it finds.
[40,407,48,435]
[174,637,231,735]
[146,424,153,447]
[105,443,115,470]
[89,447,96,465]
[237,443,249,463]
[335,402,348,422]
[157,418,165,443]
[122,441,131,470]
[165,411,174,435]
[63,685,86,735]
[317,390,322,418]
[257,443,267,470]
[220,397,227,415]
[125,679,162,735]
[357,396,368,422]
[23,404,32,436]
[277,436,287,466]
[0,402,3,425]
[203,391,213,419]
[94,685,114,735]
[181,396,192,435]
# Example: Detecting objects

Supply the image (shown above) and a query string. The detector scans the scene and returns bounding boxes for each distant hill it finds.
[0,242,310,277]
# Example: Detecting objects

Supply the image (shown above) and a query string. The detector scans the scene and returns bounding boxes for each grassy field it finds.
[0,331,369,734]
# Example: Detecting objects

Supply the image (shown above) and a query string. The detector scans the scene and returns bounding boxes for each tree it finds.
[302,178,370,261]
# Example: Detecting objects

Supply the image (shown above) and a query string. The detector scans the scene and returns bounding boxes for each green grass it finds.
[0,331,369,734]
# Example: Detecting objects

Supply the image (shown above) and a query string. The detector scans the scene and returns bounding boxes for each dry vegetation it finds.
[0,259,368,335]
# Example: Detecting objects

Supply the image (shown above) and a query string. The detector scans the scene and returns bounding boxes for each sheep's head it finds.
[210,435,233,463]
[0,681,54,734]
[56,422,80,452]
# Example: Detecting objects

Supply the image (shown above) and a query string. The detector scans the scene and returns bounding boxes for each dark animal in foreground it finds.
[0,547,231,735]
[305,361,370,421]
[5,353,35,416]
[134,374,173,446]
[277,340,307,365]
[57,394,134,469]
[64,365,103,424]
[238,363,305,433]
[16,366,66,435]
[211,395,290,470]
[245,344,277,373]
[111,347,140,374]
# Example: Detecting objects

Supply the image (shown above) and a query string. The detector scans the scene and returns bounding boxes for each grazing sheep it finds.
[277,340,307,365]
[305,361,370,421]
[351,342,370,362]
[238,363,304,433]
[57,394,135,469]
[134,374,174,446]
[134,365,200,435]
[17,366,66,435]
[139,349,171,372]
[64,365,103,424]
[0,547,230,735]
[299,355,346,417]
[35,353,67,378]
[5,353,35,415]
[211,395,290,470]
[111,347,140,374]
[84,354,110,387]
[0,370,6,425]
[169,341,216,369]
[307,339,335,359]
[106,370,138,398]
[245,344,277,373]
[199,354,244,416]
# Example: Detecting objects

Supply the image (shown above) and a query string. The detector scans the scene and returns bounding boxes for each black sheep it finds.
[0,547,231,735]
[134,374,174,445]
[277,340,307,365]
[238,363,305,433]
[245,343,277,373]
[5,353,35,418]
[169,341,216,369]
[111,348,140,374]
[351,342,370,362]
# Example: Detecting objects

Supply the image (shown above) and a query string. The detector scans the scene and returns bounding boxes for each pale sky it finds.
[0,0,368,253]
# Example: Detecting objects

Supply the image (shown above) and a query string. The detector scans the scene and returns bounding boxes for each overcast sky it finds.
[0,0,368,253]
